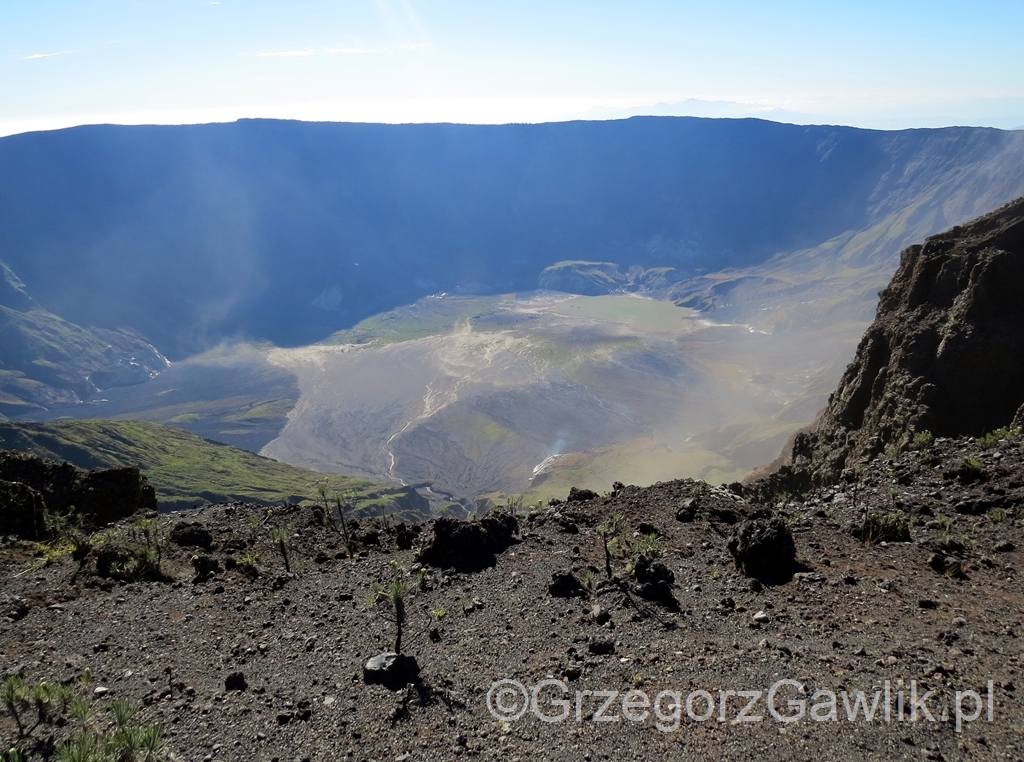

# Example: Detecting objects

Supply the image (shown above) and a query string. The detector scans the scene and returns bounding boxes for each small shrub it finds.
[269,523,295,573]
[635,533,663,559]
[239,552,260,579]
[368,561,414,654]
[862,511,911,545]
[979,428,1012,448]
[912,430,935,451]
[576,568,597,591]
[987,507,1007,523]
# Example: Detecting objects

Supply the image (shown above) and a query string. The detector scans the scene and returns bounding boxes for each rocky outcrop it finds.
[0,450,157,538]
[416,513,518,572]
[782,197,1024,487]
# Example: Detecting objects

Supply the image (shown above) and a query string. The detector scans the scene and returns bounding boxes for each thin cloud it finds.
[326,46,393,54]
[258,49,316,57]
[25,51,74,60]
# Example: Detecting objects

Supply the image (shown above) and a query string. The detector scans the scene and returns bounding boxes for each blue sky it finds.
[3,0,1022,136]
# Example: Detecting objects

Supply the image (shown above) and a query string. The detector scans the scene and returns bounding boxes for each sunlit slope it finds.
[260,292,858,502]
[0,419,418,513]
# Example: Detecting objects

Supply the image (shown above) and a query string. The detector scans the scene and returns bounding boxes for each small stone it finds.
[994,540,1015,553]
[918,598,938,609]
[224,672,248,692]
[93,686,110,696]
[753,610,770,625]
[587,637,616,655]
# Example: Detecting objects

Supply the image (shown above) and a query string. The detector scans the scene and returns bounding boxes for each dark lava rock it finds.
[548,571,587,598]
[363,652,420,690]
[224,672,248,691]
[675,498,696,523]
[393,522,419,550]
[727,518,796,583]
[416,513,518,572]
[191,554,220,578]
[0,450,156,538]
[631,554,678,610]
[587,637,616,655]
[2,595,30,623]
[0,479,46,539]
[566,487,599,503]
[768,198,1024,487]
[170,522,214,551]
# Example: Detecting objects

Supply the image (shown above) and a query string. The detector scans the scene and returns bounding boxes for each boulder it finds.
[548,571,587,598]
[631,554,678,610]
[727,518,796,583]
[416,513,517,572]
[0,478,46,539]
[170,521,215,551]
[363,652,420,690]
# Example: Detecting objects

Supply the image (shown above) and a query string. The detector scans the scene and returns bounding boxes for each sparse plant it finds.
[912,430,935,451]
[68,697,95,727]
[596,514,625,579]
[415,567,429,591]
[501,495,523,516]
[576,568,597,592]
[57,694,162,762]
[269,523,295,573]
[692,481,708,498]
[30,681,56,729]
[239,551,259,579]
[368,561,413,654]
[111,697,138,730]
[244,514,261,544]
[635,532,662,559]
[432,608,446,620]
[979,427,1012,448]
[333,493,356,555]
[958,457,985,483]
[2,675,27,737]
[862,511,911,545]
[711,568,720,580]
[988,507,1007,523]
[310,478,332,527]
[846,466,865,513]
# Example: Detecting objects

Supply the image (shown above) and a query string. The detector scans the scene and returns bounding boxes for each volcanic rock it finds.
[779,197,1024,487]
[363,652,421,690]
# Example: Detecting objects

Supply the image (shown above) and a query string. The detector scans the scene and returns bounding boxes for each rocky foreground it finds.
[2,428,1024,761]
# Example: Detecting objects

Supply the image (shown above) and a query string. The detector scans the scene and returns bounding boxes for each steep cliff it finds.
[782,196,1024,487]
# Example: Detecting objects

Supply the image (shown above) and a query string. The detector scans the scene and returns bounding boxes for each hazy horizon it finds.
[3,1,1022,138]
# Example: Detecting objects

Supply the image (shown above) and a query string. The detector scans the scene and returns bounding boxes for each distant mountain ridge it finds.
[0,258,168,414]
[2,118,1023,358]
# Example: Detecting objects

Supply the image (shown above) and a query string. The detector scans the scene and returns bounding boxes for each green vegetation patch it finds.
[0,419,396,512]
